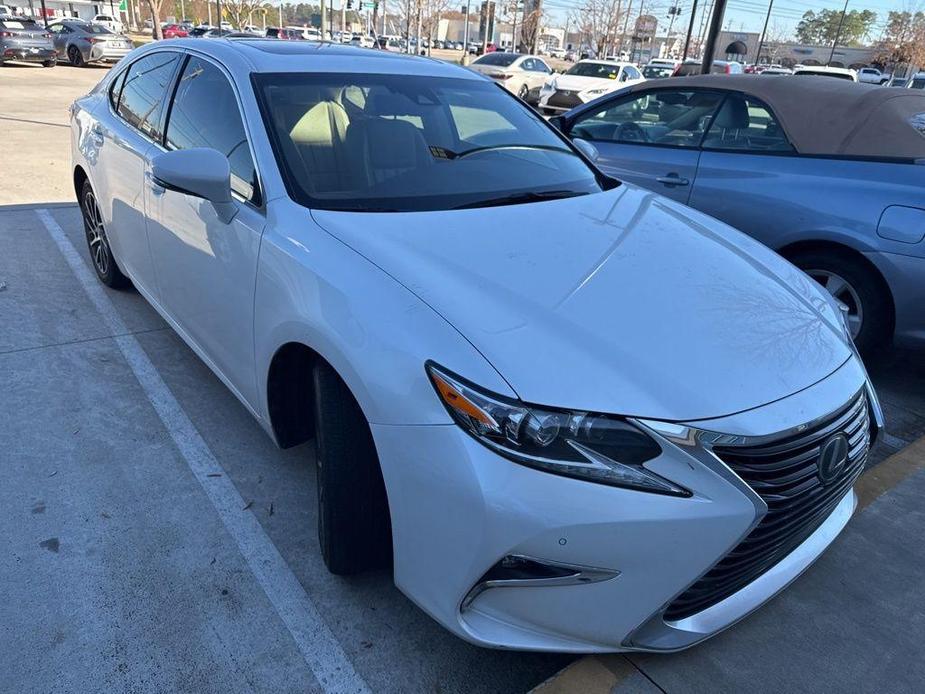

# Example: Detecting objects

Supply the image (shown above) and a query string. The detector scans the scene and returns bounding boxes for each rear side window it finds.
[109,69,127,110]
[117,52,180,141]
[703,95,794,152]
[165,57,259,204]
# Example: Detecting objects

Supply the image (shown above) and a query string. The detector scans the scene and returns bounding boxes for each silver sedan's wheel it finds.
[805,268,863,339]
[79,179,130,288]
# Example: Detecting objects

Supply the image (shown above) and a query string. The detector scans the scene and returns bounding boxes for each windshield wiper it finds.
[431,144,577,160]
[452,190,588,210]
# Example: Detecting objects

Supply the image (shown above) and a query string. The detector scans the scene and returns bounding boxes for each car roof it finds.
[618,74,925,159]
[143,37,481,80]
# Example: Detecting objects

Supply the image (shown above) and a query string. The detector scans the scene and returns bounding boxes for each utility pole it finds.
[700,0,726,72]
[511,0,518,52]
[619,0,633,55]
[827,0,849,65]
[682,0,698,59]
[341,0,346,36]
[321,0,326,37]
[755,0,773,67]
[462,0,471,62]
[278,0,283,29]
[216,0,222,28]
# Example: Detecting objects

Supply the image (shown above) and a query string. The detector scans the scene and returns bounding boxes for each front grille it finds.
[665,391,870,621]
[547,90,582,109]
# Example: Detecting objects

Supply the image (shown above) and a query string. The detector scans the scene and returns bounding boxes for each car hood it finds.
[312,186,852,421]
[551,74,618,93]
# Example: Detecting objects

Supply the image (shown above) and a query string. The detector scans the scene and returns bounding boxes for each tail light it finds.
[43,33,52,38]
[89,37,105,43]
[0,31,13,38]
[725,64,733,74]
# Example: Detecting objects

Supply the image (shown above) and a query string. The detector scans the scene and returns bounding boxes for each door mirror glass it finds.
[572,137,600,162]
[151,148,237,224]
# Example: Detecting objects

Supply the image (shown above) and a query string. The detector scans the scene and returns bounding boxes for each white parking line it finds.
[37,209,371,694]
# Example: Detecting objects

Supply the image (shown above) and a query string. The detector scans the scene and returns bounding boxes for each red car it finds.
[161,24,189,39]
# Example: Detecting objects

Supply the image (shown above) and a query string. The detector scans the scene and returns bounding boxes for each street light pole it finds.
[755,0,773,67]
[682,0,697,59]
[699,0,726,73]
[828,0,849,66]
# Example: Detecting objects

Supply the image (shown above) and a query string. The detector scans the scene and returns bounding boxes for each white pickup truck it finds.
[857,67,889,85]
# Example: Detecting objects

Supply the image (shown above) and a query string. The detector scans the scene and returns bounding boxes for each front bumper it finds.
[372,356,875,652]
[1,46,56,62]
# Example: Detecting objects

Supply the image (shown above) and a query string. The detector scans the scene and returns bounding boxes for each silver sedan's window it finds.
[254,73,605,212]
[117,52,180,141]
[702,95,794,152]
[570,90,724,147]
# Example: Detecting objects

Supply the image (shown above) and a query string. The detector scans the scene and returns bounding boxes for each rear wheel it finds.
[42,60,56,68]
[79,180,130,288]
[789,248,892,354]
[518,83,529,100]
[67,45,84,67]
[312,360,391,575]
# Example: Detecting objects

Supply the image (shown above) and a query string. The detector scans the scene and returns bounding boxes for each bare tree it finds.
[223,0,267,28]
[569,0,624,57]
[148,0,165,39]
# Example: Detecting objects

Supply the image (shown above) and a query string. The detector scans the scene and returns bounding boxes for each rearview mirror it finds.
[572,137,599,162]
[150,148,237,224]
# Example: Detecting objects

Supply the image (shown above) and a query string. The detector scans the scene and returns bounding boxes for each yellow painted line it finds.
[530,654,637,693]
[530,433,925,693]
[855,433,925,510]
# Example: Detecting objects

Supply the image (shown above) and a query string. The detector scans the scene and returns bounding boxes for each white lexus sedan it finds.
[70,39,882,653]
[539,59,645,114]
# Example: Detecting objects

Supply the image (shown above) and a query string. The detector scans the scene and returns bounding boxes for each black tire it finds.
[312,360,391,575]
[788,248,892,354]
[68,45,84,67]
[43,60,56,68]
[518,83,529,100]
[79,179,131,288]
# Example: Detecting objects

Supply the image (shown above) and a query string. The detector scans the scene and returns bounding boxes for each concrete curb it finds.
[529,433,925,693]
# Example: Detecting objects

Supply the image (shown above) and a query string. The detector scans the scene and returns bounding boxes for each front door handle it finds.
[656,173,690,186]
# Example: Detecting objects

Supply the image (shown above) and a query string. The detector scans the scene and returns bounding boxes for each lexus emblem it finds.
[817,434,849,485]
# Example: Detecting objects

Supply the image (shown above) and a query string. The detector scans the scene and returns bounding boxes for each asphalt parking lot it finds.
[3,61,925,693]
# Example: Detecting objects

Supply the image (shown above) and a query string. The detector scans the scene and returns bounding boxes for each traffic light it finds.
[347,0,353,8]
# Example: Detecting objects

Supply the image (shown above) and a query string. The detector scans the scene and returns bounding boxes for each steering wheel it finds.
[614,122,649,143]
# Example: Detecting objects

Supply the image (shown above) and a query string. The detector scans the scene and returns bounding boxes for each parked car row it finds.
[0,16,132,67]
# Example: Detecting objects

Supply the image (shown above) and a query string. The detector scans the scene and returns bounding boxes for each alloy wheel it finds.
[82,188,110,277]
[806,268,863,339]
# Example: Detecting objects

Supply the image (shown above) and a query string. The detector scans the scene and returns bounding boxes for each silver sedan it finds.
[49,20,133,66]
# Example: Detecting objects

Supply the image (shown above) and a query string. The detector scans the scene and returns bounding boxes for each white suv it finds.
[92,13,123,33]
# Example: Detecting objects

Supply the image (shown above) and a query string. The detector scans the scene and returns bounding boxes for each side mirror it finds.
[572,137,600,162]
[548,115,566,131]
[150,147,237,224]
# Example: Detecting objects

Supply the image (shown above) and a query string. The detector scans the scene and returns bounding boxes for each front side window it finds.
[165,57,259,203]
[702,95,794,152]
[254,73,606,212]
[570,89,724,147]
[117,52,180,141]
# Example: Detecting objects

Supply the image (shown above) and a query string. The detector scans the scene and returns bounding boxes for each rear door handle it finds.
[656,173,690,186]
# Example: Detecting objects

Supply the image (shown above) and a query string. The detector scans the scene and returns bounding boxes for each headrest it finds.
[713,97,750,129]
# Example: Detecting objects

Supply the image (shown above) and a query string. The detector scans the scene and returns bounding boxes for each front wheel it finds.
[312,361,391,575]
[789,248,892,354]
[79,180,130,288]
[42,59,56,68]
[517,83,529,100]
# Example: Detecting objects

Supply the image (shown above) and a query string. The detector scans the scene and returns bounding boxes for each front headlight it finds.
[426,363,688,496]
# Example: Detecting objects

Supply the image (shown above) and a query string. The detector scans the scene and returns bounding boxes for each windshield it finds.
[473,52,519,67]
[254,73,606,212]
[643,65,673,79]
[566,62,620,79]
[910,77,925,89]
